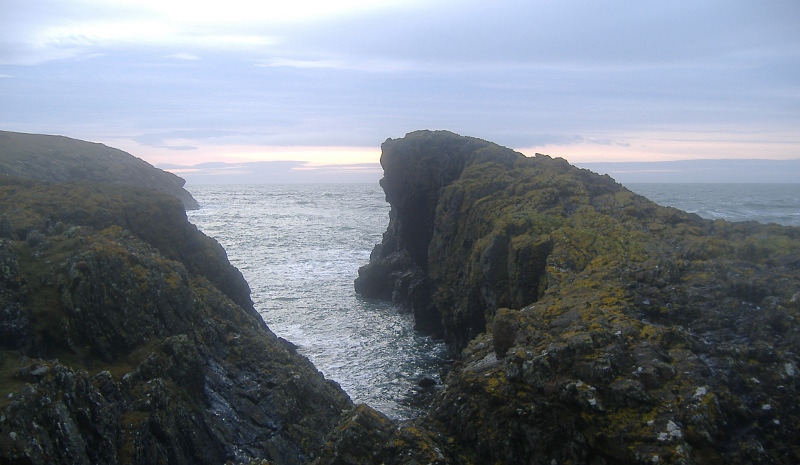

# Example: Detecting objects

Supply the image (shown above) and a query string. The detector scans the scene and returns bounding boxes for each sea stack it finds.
[350,130,800,464]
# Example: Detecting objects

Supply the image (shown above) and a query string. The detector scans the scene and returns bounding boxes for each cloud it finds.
[6,1,799,70]
[284,1,799,70]
[511,134,632,148]
[577,159,800,183]
[257,58,354,70]
[165,53,200,61]
[0,0,430,65]
[257,57,414,73]
[155,144,198,151]
[1,0,798,168]
[132,130,250,148]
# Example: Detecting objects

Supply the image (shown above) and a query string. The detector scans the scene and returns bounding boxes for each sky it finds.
[1,0,798,182]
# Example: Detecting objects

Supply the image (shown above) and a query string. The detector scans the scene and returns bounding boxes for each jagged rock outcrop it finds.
[5,128,798,464]
[0,130,199,209]
[353,130,800,464]
[354,132,523,339]
[0,177,351,464]
[356,130,576,349]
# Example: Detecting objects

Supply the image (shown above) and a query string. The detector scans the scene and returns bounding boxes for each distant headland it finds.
[0,130,199,209]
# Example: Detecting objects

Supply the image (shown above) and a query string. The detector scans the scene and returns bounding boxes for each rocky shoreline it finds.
[352,130,800,464]
[0,178,351,464]
[1,130,799,464]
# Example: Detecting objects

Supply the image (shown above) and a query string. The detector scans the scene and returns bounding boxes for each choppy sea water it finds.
[186,184,447,420]
[626,183,800,227]
[186,182,798,419]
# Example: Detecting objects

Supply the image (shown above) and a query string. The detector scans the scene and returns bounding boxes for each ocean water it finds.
[186,184,448,420]
[626,183,800,227]
[186,182,799,419]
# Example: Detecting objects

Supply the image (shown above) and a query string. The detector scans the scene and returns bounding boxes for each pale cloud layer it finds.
[1,0,798,174]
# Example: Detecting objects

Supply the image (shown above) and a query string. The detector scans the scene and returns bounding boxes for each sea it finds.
[186,183,448,420]
[627,183,800,227]
[185,182,800,419]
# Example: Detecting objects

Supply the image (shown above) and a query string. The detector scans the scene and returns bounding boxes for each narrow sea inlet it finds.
[186,184,448,420]
[186,181,798,420]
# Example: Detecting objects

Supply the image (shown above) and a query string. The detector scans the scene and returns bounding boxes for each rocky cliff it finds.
[3,128,799,464]
[352,130,800,464]
[0,130,198,209]
[0,177,351,464]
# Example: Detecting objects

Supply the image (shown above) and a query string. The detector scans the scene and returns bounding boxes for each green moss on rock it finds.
[0,178,352,465]
[354,130,800,464]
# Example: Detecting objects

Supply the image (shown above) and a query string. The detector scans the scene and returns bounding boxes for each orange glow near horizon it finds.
[520,131,800,163]
[110,141,383,167]
[108,131,799,170]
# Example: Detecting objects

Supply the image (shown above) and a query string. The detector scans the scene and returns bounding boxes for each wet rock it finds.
[418,377,437,388]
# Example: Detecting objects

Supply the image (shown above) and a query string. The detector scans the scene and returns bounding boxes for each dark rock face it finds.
[352,130,800,464]
[0,178,351,464]
[357,130,579,349]
[0,130,199,209]
[355,130,522,338]
[5,128,799,464]
[0,177,250,315]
